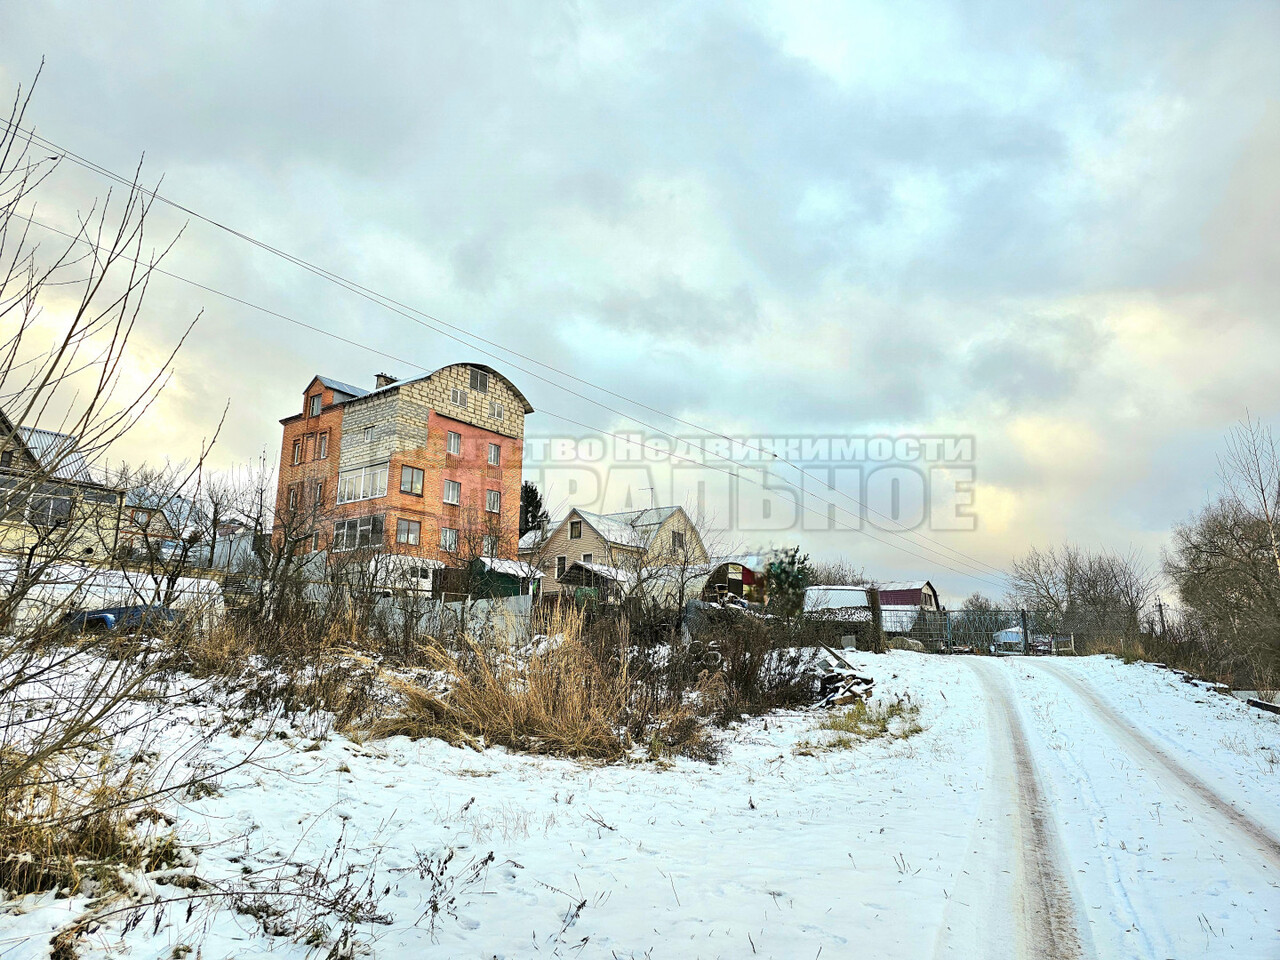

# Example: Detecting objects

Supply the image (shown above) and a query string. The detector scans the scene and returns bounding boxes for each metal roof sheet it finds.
[17,427,95,483]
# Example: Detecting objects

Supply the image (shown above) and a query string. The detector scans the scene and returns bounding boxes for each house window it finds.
[671,531,686,552]
[332,514,384,551]
[486,489,500,513]
[446,431,461,455]
[292,439,303,464]
[317,432,329,459]
[0,450,12,468]
[396,518,421,545]
[488,443,500,466]
[483,534,498,557]
[336,463,388,503]
[569,520,582,540]
[314,480,324,504]
[400,465,424,496]
[363,425,375,443]
[450,387,468,409]
[132,508,152,525]
[29,493,72,527]
[440,526,458,552]
[469,368,489,393]
[488,400,505,421]
[311,531,320,552]
[287,486,298,510]
[308,394,321,417]
[555,555,566,578]
[582,553,592,565]
[443,479,461,505]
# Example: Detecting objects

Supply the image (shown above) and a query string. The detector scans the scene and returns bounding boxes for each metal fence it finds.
[889,608,1074,654]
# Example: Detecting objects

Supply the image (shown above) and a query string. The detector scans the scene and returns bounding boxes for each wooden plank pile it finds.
[816,644,874,707]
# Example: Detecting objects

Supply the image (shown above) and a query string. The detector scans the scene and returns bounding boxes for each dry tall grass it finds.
[368,607,721,761]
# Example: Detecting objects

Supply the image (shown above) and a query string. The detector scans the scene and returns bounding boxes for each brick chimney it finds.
[375,373,398,389]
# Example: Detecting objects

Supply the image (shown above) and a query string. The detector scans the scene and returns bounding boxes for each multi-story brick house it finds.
[275,365,531,567]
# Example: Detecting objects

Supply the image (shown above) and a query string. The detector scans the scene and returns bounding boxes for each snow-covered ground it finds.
[2,653,1277,959]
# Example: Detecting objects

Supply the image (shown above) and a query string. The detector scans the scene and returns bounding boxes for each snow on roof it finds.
[518,528,547,550]
[873,580,932,592]
[17,427,97,484]
[316,376,369,399]
[479,557,542,579]
[562,559,635,588]
[708,554,768,572]
[573,506,681,548]
[804,585,869,611]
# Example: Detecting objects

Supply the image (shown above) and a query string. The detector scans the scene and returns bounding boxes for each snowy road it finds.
[3,653,1279,959]
[986,657,1280,959]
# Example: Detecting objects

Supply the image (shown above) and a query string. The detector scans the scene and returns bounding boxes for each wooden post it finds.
[867,586,885,654]
[1020,609,1030,655]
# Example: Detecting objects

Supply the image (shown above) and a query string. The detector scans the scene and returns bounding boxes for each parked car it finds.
[57,605,180,634]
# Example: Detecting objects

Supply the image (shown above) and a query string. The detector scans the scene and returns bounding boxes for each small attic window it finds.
[469,368,489,393]
[308,395,322,417]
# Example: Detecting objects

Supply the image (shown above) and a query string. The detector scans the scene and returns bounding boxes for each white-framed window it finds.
[486,489,500,513]
[483,534,498,557]
[332,514,385,551]
[469,368,489,393]
[555,555,566,578]
[443,479,461,505]
[488,442,500,466]
[314,480,324,504]
[450,387,468,409]
[396,518,421,545]
[311,531,320,552]
[671,530,686,552]
[440,526,458,552]
[446,431,461,455]
[488,400,505,421]
[363,425,375,443]
[400,465,424,496]
[292,439,303,464]
[317,431,329,459]
[336,462,388,503]
[28,491,73,528]
[308,394,321,417]
[287,485,298,510]
[582,553,592,564]
[569,520,582,540]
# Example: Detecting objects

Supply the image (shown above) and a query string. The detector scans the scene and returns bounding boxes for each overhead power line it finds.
[4,120,1012,588]
[18,214,1012,592]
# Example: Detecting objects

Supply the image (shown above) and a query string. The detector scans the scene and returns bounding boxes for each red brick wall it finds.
[376,411,521,562]
[276,381,523,563]
[276,380,344,542]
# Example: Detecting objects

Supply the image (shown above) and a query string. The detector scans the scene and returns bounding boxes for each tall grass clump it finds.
[368,607,721,761]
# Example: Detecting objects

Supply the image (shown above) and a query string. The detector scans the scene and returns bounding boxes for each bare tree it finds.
[0,75,196,629]
[1008,543,1157,642]
[1220,414,1280,586]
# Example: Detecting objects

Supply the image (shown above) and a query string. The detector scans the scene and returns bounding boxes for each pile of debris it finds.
[815,646,874,707]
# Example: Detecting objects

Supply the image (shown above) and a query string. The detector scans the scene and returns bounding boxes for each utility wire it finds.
[4,120,1011,586]
[18,212,1013,592]
[3,118,1010,582]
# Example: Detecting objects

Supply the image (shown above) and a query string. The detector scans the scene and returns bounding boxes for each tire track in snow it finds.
[966,659,1088,960]
[1029,659,1280,870]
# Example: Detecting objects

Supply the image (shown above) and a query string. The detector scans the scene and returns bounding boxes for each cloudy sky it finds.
[3,1,1278,599]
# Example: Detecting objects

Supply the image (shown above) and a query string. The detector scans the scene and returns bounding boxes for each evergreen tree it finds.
[519,480,549,537]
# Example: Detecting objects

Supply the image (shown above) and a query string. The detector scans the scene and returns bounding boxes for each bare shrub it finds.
[701,612,820,723]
